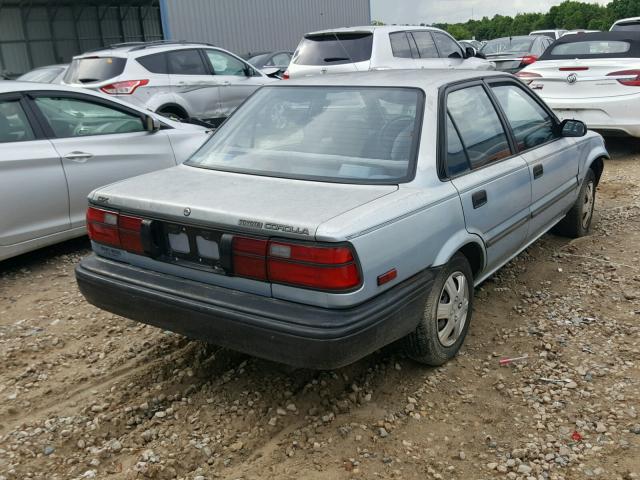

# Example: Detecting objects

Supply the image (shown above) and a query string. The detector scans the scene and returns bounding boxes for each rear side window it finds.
[0,100,35,143]
[137,52,169,73]
[166,49,208,75]
[64,57,126,84]
[447,86,511,170]
[432,32,463,58]
[293,33,373,65]
[390,32,413,58]
[411,31,439,58]
[491,84,557,151]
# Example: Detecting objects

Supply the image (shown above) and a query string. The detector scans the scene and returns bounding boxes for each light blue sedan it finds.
[75,69,608,368]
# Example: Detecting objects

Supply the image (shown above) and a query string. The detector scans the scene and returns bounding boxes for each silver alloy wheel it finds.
[436,272,470,347]
[582,181,594,229]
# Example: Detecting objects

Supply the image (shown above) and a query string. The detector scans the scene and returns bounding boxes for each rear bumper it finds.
[545,95,640,137]
[76,255,437,369]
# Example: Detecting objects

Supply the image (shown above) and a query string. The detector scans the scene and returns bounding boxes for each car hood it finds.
[89,164,397,240]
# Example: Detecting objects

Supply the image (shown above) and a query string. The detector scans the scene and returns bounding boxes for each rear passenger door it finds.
[0,94,70,246]
[444,83,532,274]
[29,92,177,229]
[202,49,266,118]
[410,31,449,69]
[166,49,221,122]
[487,79,579,240]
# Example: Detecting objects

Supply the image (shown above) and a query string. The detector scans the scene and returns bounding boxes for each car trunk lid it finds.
[523,59,640,98]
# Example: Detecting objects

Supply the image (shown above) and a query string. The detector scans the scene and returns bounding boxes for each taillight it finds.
[86,206,144,253]
[231,237,360,291]
[559,66,589,71]
[520,55,538,66]
[607,70,640,86]
[515,71,542,85]
[100,79,149,94]
[282,70,290,80]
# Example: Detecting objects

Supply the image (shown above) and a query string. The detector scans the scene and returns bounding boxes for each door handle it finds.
[221,80,231,86]
[64,151,93,162]
[472,190,488,209]
[533,164,544,179]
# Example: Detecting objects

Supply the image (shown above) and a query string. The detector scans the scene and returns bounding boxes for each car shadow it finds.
[0,236,91,273]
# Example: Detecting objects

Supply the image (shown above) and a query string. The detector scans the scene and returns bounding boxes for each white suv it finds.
[63,41,276,126]
[285,26,494,79]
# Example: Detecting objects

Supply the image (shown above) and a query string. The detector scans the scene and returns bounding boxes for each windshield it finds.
[17,67,64,83]
[187,86,423,184]
[248,53,269,67]
[549,40,630,56]
[64,57,126,84]
[293,33,373,65]
[481,37,535,55]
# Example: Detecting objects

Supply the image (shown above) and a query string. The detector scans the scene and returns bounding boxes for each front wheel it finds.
[554,168,596,238]
[403,253,474,366]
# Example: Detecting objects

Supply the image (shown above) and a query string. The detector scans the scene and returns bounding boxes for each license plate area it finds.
[160,223,229,273]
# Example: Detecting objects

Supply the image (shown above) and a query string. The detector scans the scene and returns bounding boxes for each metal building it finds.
[161,0,372,56]
[0,0,371,77]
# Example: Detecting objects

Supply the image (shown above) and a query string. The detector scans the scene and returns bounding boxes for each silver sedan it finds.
[0,82,211,261]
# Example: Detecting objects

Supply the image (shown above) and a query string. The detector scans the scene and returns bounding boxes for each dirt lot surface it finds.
[1,138,639,480]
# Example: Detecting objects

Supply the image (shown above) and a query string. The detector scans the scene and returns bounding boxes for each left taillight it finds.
[607,70,640,86]
[100,79,149,94]
[516,71,542,85]
[520,55,538,67]
[86,206,144,254]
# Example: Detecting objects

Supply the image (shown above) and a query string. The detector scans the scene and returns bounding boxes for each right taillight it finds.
[231,237,360,292]
[607,70,640,86]
[100,79,149,94]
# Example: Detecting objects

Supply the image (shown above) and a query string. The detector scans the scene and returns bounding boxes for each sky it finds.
[370,0,611,25]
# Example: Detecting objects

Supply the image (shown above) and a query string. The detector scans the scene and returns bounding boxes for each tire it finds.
[554,168,596,238]
[157,106,187,122]
[403,253,474,366]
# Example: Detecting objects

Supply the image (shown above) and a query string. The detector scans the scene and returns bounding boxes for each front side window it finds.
[293,33,373,65]
[447,86,511,169]
[411,31,439,58]
[390,32,414,58]
[166,49,208,75]
[187,86,423,184]
[432,32,463,58]
[0,100,35,143]
[205,50,247,76]
[34,97,145,138]
[491,84,557,151]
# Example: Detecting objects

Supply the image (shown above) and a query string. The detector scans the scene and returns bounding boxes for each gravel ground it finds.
[1,138,639,480]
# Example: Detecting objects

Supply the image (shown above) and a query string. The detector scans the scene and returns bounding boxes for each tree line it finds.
[372,0,640,40]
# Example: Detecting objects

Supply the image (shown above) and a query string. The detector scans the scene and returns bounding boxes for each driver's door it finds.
[28,93,177,228]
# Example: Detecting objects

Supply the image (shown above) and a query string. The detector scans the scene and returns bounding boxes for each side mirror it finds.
[560,119,587,137]
[464,46,477,59]
[145,115,161,132]
[243,66,254,77]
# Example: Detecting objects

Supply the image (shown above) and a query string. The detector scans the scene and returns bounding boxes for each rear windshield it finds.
[293,33,373,65]
[17,67,64,83]
[611,21,640,32]
[186,86,423,184]
[481,37,535,55]
[549,40,631,56]
[64,57,126,84]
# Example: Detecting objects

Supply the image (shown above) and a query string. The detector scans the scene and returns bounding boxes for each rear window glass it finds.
[186,86,423,184]
[481,37,535,55]
[64,57,126,84]
[550,40,631,56]
[611,21,640,32]
[293,33,373,65]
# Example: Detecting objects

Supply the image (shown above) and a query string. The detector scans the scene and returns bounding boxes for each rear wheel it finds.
[157,106,188,122]
[403,253,473,366]
[554,168,596,238]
